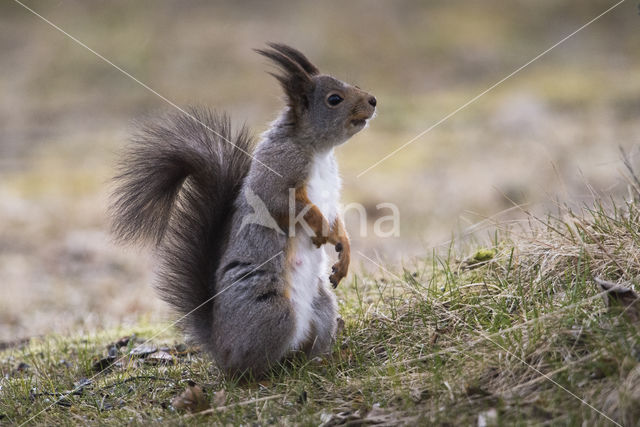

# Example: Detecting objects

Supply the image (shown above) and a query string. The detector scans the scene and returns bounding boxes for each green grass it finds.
[2,198,640,425]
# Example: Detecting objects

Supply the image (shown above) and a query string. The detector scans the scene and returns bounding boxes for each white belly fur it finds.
[287,151,341,350]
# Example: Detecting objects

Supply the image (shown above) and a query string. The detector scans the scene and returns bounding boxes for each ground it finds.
[2,199,640,424]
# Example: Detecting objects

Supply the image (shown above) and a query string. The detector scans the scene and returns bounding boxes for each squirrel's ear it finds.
[255,44,317,118]
[265,43,319,76]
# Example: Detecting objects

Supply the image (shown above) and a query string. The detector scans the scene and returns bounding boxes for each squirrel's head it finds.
[256,43,376,150]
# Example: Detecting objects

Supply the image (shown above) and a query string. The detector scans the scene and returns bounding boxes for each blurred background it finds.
[1,0,638,342]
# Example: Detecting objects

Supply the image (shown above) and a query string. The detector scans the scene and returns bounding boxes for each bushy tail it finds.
[110,107,254,346]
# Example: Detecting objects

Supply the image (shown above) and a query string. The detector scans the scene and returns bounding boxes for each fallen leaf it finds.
[146,351,174,365]
[171,382,209,413]
[130,344,157,358]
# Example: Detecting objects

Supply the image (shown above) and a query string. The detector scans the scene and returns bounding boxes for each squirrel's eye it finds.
[327,94,343,106]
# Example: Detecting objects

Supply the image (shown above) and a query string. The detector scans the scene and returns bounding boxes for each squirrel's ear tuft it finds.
[255,43,318,118]
[265,43,319,76]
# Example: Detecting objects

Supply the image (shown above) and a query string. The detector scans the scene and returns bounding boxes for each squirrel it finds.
[110,43,376,377]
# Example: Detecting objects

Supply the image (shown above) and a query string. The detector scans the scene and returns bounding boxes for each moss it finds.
[473,248,497,262]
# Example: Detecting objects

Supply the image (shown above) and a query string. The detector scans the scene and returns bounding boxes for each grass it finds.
[2,195,640,425]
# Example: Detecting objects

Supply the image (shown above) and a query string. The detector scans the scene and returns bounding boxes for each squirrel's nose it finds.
[368,96,377,108]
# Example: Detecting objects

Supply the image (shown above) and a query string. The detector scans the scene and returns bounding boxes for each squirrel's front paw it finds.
[329,262,347,288]
[329,239,350,287]
[311,235,328,248]
[329,254,349,289]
